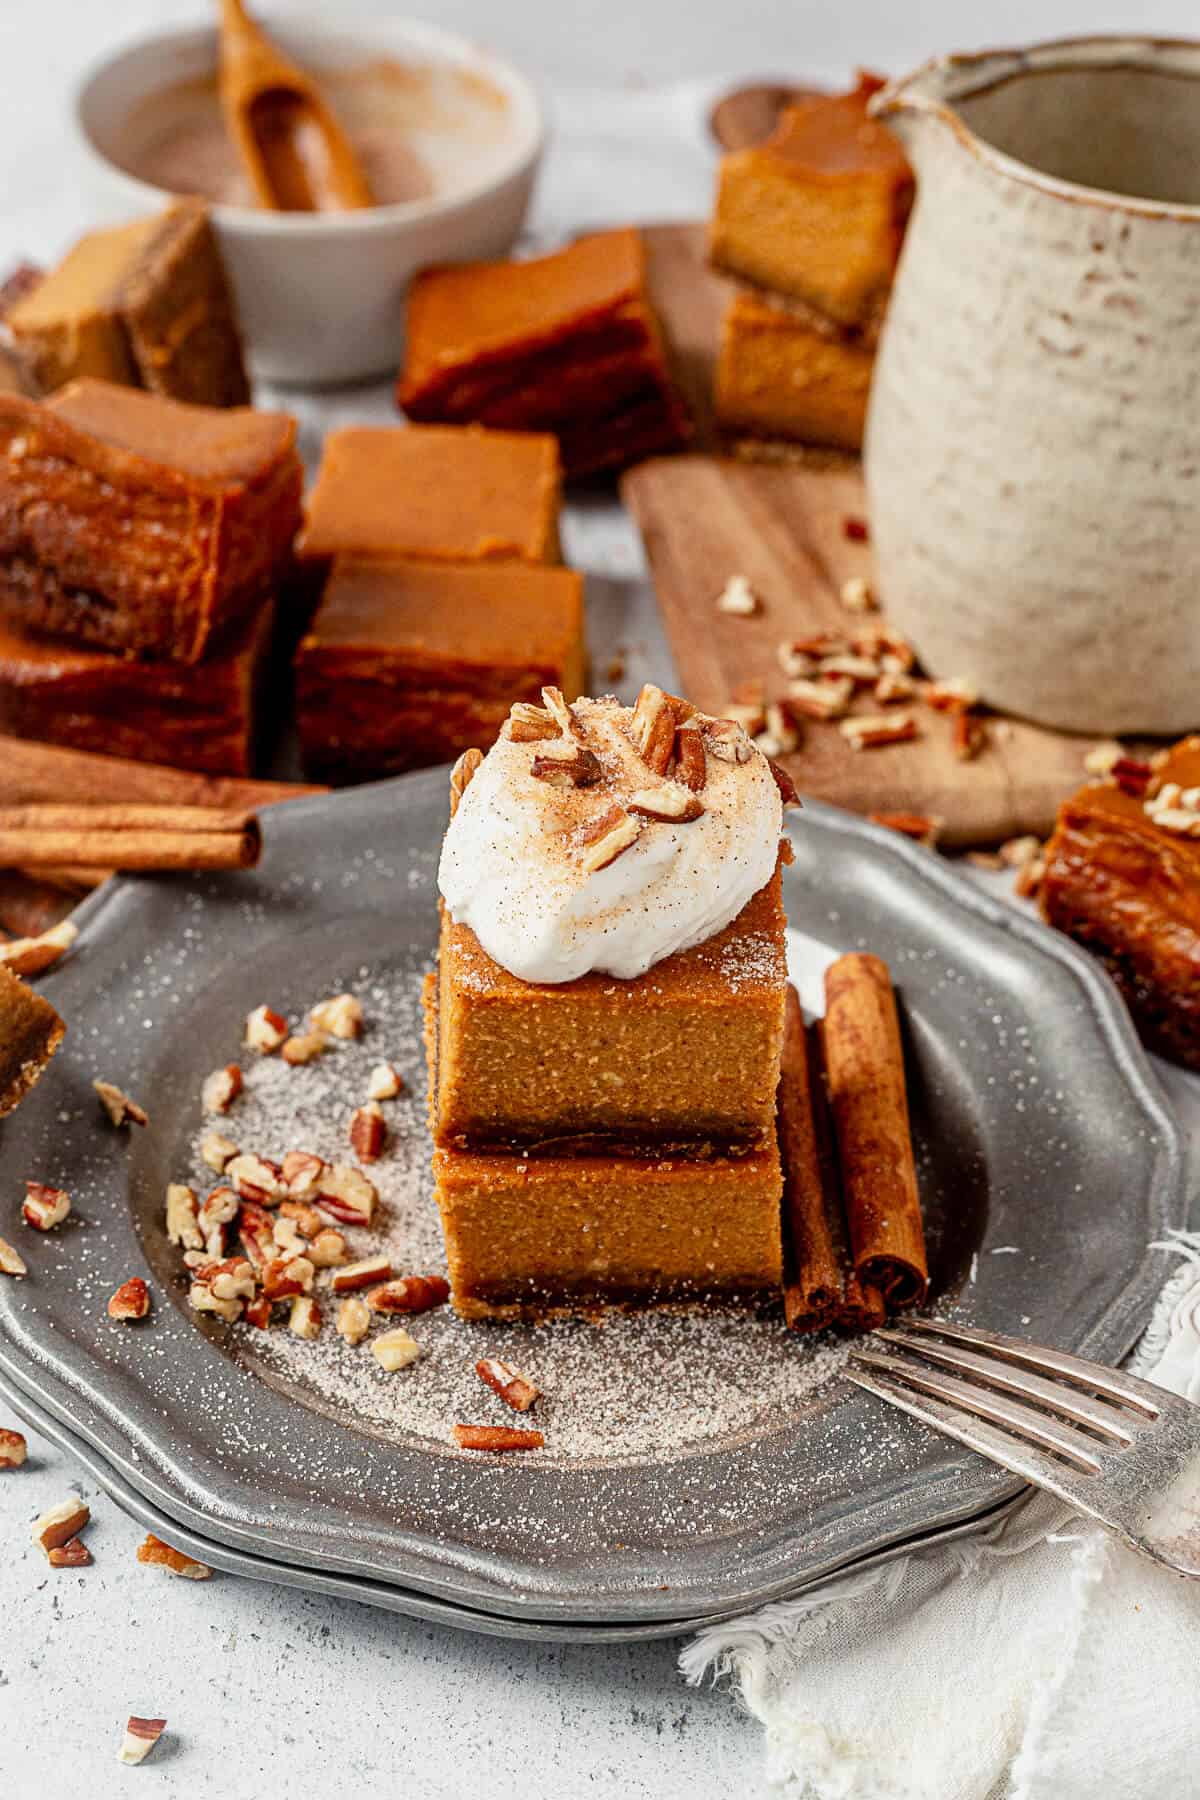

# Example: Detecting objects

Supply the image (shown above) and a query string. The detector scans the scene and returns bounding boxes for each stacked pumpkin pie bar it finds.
[709,74,912,452]
[425,683,793,1318]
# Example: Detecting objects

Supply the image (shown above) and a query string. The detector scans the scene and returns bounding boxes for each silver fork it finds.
[847,1315,1200,1577]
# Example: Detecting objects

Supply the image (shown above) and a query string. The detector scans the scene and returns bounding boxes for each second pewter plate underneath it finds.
[0,771,1185,1630]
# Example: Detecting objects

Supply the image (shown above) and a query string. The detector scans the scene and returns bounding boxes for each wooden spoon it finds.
[217,0,374,212]
[708,81,826,152]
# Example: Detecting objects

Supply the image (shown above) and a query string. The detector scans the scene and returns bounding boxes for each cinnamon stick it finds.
[779,986,884,1332]
[0,734,322,811]
[821,953,929,1309]
[0,804,261,872]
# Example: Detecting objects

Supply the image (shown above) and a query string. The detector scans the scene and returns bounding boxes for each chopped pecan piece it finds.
[22,1181,69,1231]
[368,1275,450,1315]
[331,1253,392,1294]
[107,1277,151,1322]
[336,1295,371,1345]
[1111,755,1153,797]
[626,783,704,823]
[226,1151,285,1205]
[187,1281,241,1323]
[787,676,854,721]
[0,919,77,977]
[288,1295,321,1340]
[704,718,754,763]
[278,1199,323,1237]
[476,1358,540,1413]
[579,805,640,873]
[449,747,483,815]
[952,710,988,762]
[306,1229,347,1269]
[136,1532,211,1580]
[719,700,766,738]
[244,1295,273,1330]
[118,1717,167,1767]
[715,573,759,615]
[196,1257,257,1303]
[0,1427,27,1468]
[271,1212,307,1259]
[839,713,919,751]
[280,1149,325,1198]
[839,575,877,613]
[315,1163,377,1226]
[504,701,558,743]
[923,676,979,712]
[244,1004,288,1053]
[49,1536,91,1569]
[281,1031,327,1065]
[843,515,870,542]
[452,1425,544,1453]
[261,1255,314,1301]
[767,759,801,808]
[237,1200,277,1273]
[0,1235,27,1277]
[372,1327,420,1371]
[630,683,677,774]
[869,811,943,848]
[310,994,363,1040]
[874,670,917,704]
[673,721,707,792]
[540,685,582,740]
[198,1185,238,1257]
[201,1064,242,1114]
[349,1100,387,1162]
[531,744,602,788]
[32,1496,90,1553]
[198,1132,237,1174]
[367,1062,404,1101]
[93,1079,148,1128]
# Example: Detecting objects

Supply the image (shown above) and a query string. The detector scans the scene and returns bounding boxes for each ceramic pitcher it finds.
[864,36,1200,734]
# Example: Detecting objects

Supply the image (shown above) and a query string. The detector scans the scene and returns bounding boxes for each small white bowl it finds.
[74,15,545,388]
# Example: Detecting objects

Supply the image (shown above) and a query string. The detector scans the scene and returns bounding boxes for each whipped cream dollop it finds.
[438,691,786,983]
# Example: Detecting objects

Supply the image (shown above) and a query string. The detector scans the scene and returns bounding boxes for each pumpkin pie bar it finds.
[0,593,275,776]
[709,73,912,327]
[294,555,585,783]
[426,684,795,1317]
[0,378,301,661]
[5,201,249,405]
[0,961,65,1118]
[714,289,876,451]
[397,228,690,477]
[297,425,562,576]
[1040,739,1200,1070]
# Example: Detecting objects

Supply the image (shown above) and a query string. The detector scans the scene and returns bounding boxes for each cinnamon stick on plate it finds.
[821,953,929,1310]
[0,804,261,873]
[778,985,884,1333]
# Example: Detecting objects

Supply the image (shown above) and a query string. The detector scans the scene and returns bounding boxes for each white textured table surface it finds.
[4,4,1200,1796]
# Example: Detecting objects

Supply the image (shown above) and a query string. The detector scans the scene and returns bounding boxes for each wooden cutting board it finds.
[628,224,1095,847]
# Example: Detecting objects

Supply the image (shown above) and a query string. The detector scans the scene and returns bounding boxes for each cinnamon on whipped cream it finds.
[438,688,789,983]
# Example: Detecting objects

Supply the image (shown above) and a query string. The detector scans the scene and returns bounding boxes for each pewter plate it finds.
[0,772,1185,1627]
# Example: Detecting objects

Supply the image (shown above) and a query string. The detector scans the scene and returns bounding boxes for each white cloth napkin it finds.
[681,1241,1200,1799]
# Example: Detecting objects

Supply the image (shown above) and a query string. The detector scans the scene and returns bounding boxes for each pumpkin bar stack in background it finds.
[293,424,585,782]
[709,73,912,453]
[396,228,691,478]
[0,378,302,775]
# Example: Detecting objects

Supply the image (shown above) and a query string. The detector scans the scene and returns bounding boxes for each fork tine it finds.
[846,1360,1102,1510]
[851,1346,1106,1473]
[873,1329,1138,1446]
[892,1316,1162,1418]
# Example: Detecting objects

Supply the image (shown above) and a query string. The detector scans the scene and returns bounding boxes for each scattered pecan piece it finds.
[452,1425,544,1453]
[1111,755,1153,797]
[226,1152,285,1205]
[541,685,582,740]
[22,1181,69,1231]
[715,573,758,615]
[1014,854,1047,900]
[198,1132,237,1174]
[198,1186,238,1257]
[504,701,558,743]
[476,1358,540,1413]
[349,1100,387,1162]
[280,1149,326,1198]
[630,683,677,774]
[531,744,603,788]
[310,994,363,1040]
[755,701,802,758]
[719,700,766,737]
[306,1229,347,1269]
[767,759,801,808]
[579,805,641,873]
[201,1064,242,1114]
[261,1255,314,1301]
[331,1253,393,1294]
[244,1004,287,1053]
[281,1031,328,1065]
[952,710,987,762]
[0,1235,28,1276]
[237,1201,276,1273]
[1083,740,1124,776]
[874,669,917,704]
[93,1079,148,1128]
[336,1295,371,1345]
[0,918,77,977]
[136,1532,211,1580]
[839,714,919,751]
[372,1327,420,1371]
[108,1277,151,1322]
[315,1162,377,1226]
[923,676,979,712]
[843,515,870,542]
[869,811,943,848]
[626,783,705,823]
[786,677,853,721]
[704,718,754,763]
[368,1275,450,1315]
[244,1295,273,1330]
[195,1257,257,1303]
[673,721,707,792]
[32,1496,90,1553]
[818,653,880,686]
[367,1062,404,1101]
[278,1199,323,1237]
[839,575,877,613]
[999,835,1042,868]
[449,747,483,815]
[48,1535,91,1568]
[187,1282,241,1323]
[0,1427,27,1468]
[118,1717,167,1767]
[272,1212,307,1259]
[288,1295,321,1340]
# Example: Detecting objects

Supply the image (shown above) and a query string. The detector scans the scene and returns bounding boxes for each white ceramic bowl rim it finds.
[74,10,546,237]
